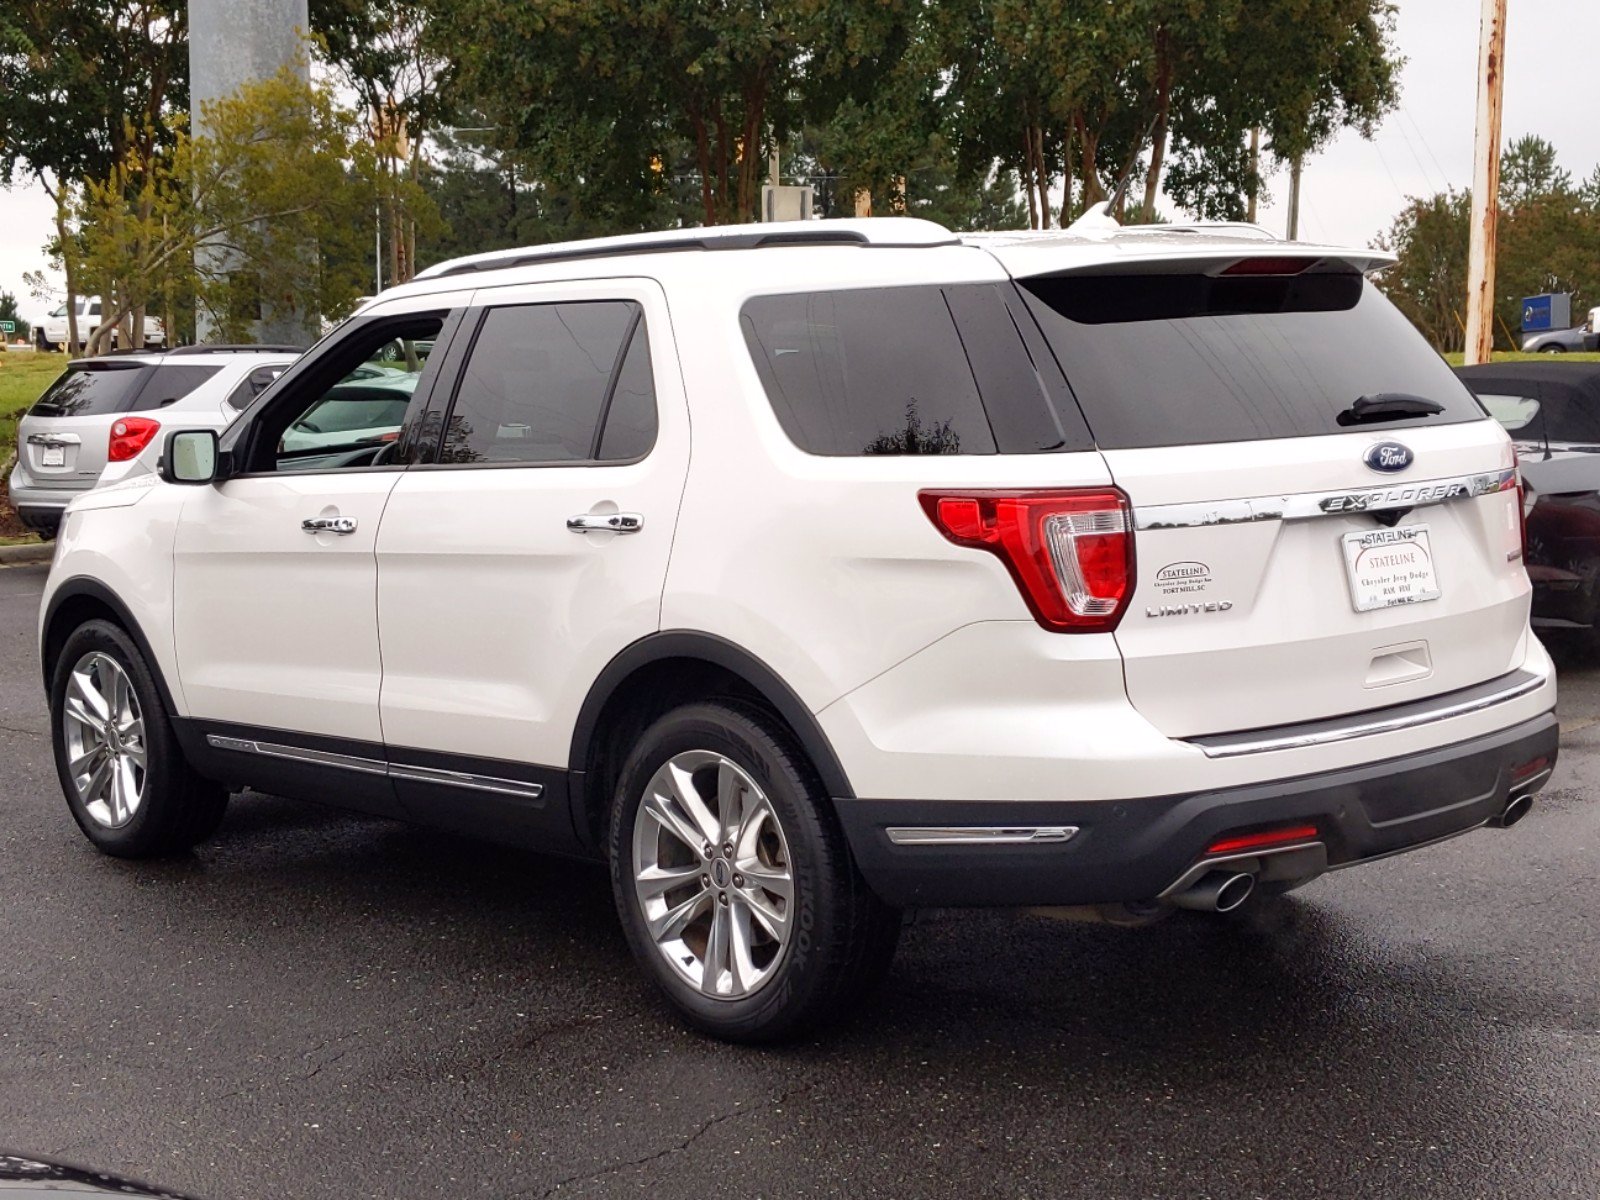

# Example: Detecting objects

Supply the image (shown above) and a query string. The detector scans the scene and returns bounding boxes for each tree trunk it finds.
[1246,127,1261,222]
[1141,31,1173,223]
[713,104,732,225]
[44,179,82,356]
[1033,124,1050,229]
[1021,128,1038,229]
[690,103,716,226]
[1060,119,1075,227]
[1078,117,1106,207]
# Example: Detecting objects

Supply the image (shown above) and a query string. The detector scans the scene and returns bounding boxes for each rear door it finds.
[374,278,689,836]
[1017,259,1527,738]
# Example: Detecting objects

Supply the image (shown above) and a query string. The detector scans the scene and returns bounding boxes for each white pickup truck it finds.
[34,296,166,352]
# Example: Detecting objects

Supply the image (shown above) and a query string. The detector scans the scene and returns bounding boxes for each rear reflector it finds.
[920,488,1134,632]
[108,416,161,462]
[1511,755,1551,783]
[1206,824,1320,856]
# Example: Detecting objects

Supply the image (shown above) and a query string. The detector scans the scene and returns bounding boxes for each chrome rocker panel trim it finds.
[204,734,545,799]
[1185,668,1548,758]
[885,825,1079,847]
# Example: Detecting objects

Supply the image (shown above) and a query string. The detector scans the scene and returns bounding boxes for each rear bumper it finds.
[834,711,1559,908]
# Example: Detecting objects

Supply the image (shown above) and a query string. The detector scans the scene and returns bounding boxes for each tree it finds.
[0,0,186,353]
[0,291,30,341]
[1380,138,1600,352]
[428,0,920,227]
[67,70,416,354]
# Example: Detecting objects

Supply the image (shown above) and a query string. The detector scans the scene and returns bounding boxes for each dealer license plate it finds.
[40,445,65,467]
[1342,525,1441,612]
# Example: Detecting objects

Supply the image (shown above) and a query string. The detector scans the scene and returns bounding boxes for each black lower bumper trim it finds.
[834,712,1559,908]
[16,505,65,536]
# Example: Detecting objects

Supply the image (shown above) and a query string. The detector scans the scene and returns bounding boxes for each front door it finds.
[374,279,690,843]
[172,304,462,809]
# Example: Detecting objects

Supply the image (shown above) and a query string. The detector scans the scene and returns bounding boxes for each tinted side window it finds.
[1540,391,1600,444]
[741,288,996,456]
[597,322,658,460]
[225,365,289,411]
[441,301,638,464]
[129,364,223,411]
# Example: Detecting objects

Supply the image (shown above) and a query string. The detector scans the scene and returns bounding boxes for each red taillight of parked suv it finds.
[920,488,1135,631]
[108,417,161,462]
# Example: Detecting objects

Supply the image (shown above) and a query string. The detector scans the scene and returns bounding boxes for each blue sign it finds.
[1521,293,1571,332]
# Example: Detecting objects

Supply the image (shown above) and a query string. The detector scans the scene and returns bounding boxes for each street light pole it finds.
[1464,0,1507,366]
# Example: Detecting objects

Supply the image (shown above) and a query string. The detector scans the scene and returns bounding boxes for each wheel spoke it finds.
[702,900,732,996]
[666,761,720,844]
[641,785,708,857]
[729,900,760,988]
[107,666,130,726]
[68,743,105,778]
[635,862,703,901]
[82,755,113,804]
[737,883,790,941]
[647,889,710,944]
[715,761,745,846]
[108,758,128,824]
[70,668,111,726]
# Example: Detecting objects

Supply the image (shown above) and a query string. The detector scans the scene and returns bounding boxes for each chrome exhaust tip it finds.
[1489,793,1533,829]
[1170,870,1255,914]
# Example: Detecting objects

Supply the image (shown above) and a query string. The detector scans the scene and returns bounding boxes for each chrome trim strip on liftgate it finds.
[1133,467,1517,531]
[885,825,1079,847]
[1185,669,1547,758]
[205,735,545,798]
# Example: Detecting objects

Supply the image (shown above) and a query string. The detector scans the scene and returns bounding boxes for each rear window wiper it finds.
[1337,393,1446,426]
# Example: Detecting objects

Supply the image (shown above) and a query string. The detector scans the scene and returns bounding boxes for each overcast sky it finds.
[2,0,1597,326]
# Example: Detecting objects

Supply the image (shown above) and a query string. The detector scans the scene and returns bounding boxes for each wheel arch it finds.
[567,631,855,852]
[41,577,180,715]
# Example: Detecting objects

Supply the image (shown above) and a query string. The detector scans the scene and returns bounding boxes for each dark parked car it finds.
[1457,361,1600,644]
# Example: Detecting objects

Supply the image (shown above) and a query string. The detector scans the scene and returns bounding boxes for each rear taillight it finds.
[1512,451,1530,562]
[108,416,161,462]
[920,488,1134,632]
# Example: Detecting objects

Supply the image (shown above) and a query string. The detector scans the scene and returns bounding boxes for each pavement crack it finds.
[0,721,44,739]
[531,1082,815,1199]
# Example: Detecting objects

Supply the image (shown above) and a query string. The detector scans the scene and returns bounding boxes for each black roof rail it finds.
[166,343,306,355]
[426,227,959,281]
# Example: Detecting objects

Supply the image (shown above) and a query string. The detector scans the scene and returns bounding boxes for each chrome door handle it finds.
[302,516,358,535]
[567,512,644,534]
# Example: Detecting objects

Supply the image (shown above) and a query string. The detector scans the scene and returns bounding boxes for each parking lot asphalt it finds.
[1,559,1597,1200]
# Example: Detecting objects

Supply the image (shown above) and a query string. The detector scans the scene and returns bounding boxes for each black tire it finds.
[608,702,900,1043]
[48,619,228,857]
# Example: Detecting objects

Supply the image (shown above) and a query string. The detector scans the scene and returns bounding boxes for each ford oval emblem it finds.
[1364,441,1414,473]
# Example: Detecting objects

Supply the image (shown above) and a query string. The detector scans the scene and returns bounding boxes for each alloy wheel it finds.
[60,651,147,829]
[631,750,795,999]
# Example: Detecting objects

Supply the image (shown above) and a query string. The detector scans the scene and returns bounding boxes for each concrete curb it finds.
[0,541,52,565]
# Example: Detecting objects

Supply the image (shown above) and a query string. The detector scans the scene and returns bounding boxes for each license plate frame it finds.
[39,445,65,468]
[1341,524,1441,613]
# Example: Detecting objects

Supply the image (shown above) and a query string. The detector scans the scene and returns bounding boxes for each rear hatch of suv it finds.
[20,359,222,494]
[1008,248,1526,739]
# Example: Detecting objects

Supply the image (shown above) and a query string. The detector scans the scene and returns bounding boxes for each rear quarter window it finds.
[740,284,1087,456]
[1020,272,1486,449]
[127,364,224,411]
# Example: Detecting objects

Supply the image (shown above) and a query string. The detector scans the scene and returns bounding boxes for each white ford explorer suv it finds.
[37,216,1558,1042]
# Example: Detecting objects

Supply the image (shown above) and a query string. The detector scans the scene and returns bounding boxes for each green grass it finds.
[1,350,68,465]
[1442,350,1600,366]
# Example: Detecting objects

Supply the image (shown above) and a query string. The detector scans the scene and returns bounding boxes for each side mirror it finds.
[160,428,220,484]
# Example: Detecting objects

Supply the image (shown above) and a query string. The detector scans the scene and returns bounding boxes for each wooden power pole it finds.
[1464,0,1507,366]
[1285,155,1302,239]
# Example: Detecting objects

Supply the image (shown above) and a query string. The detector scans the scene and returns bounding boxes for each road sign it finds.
[0,321,13,334]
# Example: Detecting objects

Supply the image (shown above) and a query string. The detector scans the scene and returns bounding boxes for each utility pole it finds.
[1464,0,1507,366]
[1286,155,1302,240]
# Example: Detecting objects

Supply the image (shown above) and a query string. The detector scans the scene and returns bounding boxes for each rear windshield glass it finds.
[28,363,148,417]
[1020,273,1486,449]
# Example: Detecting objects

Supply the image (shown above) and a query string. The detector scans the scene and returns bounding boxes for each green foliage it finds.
[0,292,30,340]
[1380,138,1600,352]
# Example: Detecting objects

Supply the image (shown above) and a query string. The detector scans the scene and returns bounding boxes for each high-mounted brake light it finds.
[1206,824,1320,856]
[920,488,1134,632]
[108,416,161,462]
[1219,257,1317,276]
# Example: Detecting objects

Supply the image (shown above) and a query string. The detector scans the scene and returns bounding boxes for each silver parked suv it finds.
[10,346,300,537]
[37,216,1558,1042]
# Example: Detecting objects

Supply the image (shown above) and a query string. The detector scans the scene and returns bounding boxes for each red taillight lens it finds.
[1219,256,1317,276]
[108,416,161,462]
[920,488,1134,632]
[1206,824,1320,856]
